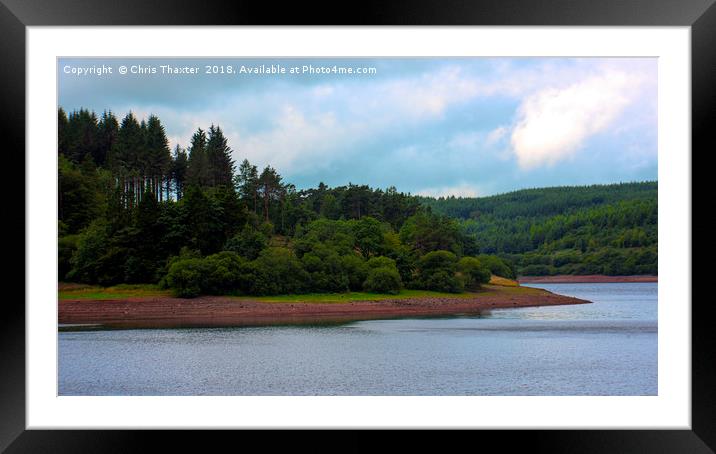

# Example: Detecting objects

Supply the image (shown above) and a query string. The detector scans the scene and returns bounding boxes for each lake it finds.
[58,282,657,396]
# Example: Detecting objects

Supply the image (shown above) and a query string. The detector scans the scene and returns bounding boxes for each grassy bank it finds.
[59,276,528,303]
[58,283,171,300]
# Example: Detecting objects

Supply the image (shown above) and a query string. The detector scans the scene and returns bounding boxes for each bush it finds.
[301,244,349,292]
[458,256,492,289]
[366,256,397,269]
[341,254,369,291]
[423,270,464,293]
[165,258,211,298]
[204,251,248,294]
[164,251,251,297]
[66,220,109,284]
[250,247,309,295]
[477,254,515,279]
[363,267,402,294]
[416,250,463,293]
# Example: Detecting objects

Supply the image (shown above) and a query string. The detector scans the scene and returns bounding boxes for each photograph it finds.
[0,0,709,443]
[57,56,659,397]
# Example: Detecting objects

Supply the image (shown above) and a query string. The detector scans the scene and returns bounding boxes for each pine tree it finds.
[144,115,172,201]
[58,107,69,157]
[206,125,235,187]
[171,145,188,200]
[66,109,99,164]
[186,128,208,187]
[236,158,259,213]
[258,166,285,223]
[96,111,119,167]
[109,112,143,208]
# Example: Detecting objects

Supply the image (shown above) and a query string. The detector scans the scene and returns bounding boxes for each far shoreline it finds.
[58,284,591,330]
[518,274,657,284]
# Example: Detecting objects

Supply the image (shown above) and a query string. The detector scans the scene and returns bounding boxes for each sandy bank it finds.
[58,285,591,329]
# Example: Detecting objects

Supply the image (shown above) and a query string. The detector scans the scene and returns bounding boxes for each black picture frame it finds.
[3,0,710,451]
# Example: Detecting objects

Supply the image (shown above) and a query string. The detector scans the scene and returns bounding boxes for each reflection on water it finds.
[59,282,657,396]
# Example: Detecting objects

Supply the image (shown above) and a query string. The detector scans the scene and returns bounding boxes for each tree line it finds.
[58,108,506,296]
[421,183,658,276]
[58,108,657,290]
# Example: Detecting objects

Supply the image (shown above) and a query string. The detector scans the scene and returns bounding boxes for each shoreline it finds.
[518,274,657,284]
[58,285,591,330]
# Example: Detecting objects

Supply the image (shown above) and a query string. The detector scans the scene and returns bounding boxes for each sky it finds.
[58,57,657,197]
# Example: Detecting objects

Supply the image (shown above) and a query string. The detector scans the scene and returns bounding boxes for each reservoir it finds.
[58,282,657,396]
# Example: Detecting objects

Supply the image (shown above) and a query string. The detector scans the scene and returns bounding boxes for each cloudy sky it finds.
[58,57,657,197]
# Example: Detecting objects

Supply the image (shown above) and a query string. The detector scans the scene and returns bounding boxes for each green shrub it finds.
[423,270,464,293]
[477,254,515,279]
[165,258,211,298]
[366,256,397,269]
[458,256,491,289]
[66,220,109,284]
[416,250,463,293]
[250,247,309,295]
[204,251,248,294]
[363,267,402,294]
[301,244,349,292]
[341,254,369,291]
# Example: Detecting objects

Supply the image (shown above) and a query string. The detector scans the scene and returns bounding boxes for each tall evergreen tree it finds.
[258,166,285,223]
[236,158,259,214]
[186,128,208,187]
[108,112,143,208]
[95,111,119,167]
[171,145,188,201]
[144,115,172,201]
[58,107,69,157]
[66,109,99,164]
[206,125,235,187]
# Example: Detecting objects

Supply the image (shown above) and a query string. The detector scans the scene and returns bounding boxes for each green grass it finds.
[59,283,170,300]
[59,282,540,302]
[230,287,526,303]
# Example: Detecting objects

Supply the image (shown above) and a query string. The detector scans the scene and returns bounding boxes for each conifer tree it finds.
[171,145,188,200]
[58,107,69,157]
[144,115,172,201]
[206,125,235,187]
[109,112,143,208]
[236,159,259,213]
[96,111,119,167]
[258,166,285,223]
[186,128,208,187]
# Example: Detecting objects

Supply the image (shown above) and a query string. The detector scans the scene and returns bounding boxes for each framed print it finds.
[4,0,712,451]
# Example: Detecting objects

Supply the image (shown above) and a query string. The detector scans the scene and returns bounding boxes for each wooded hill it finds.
[58,108,498,296]
[418,182,658,276]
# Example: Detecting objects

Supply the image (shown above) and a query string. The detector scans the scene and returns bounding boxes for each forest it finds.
[58,108,503,297]
[58,108,657,297]
[419,182,658,275]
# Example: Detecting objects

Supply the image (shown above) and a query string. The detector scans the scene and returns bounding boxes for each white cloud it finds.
[416,183,481,198]
[115,59,655,183]
[379,66,481,118]
[509,70,643,169]
[239,105,360,173]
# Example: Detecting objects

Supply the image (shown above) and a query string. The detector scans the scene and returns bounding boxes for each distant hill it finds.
[419,182,657,276]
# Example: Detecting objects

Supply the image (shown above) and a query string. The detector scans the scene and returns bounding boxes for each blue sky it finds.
[58,57,657,197]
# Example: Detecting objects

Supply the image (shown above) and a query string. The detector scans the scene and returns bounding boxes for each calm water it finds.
[58,282,657,396]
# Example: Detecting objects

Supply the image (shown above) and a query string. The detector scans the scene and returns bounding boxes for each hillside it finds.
[419,182,657,276]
